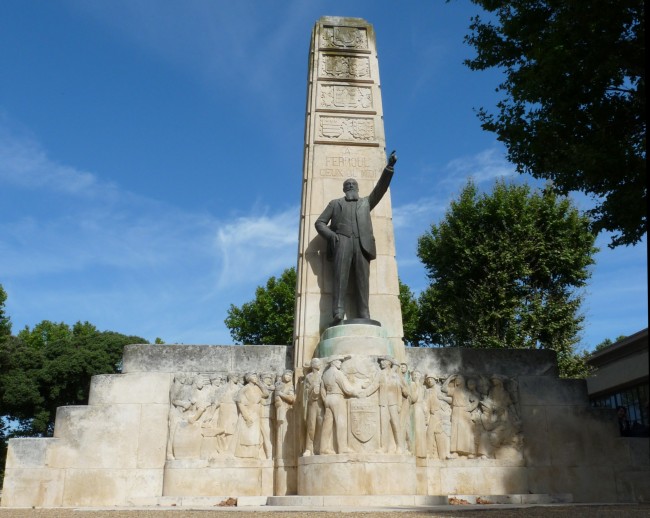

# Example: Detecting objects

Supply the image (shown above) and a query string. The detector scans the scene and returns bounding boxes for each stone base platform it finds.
[269,493,573,507]
[316,324,394,357]
[298,453,415,495]
[163,458,273,496]
[130,493,572,508]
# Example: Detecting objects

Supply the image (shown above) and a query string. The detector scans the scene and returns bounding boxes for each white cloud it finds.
[443,147,515,185]
[0,122,296,291]
[392,147,514,231]
[215,208,298,288]
[69,1,312,102]
[0,120,303,342]
[0,127,117,198]
[392,197,446,230]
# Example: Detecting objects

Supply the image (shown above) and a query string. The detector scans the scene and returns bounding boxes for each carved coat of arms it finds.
[349,399,378,443]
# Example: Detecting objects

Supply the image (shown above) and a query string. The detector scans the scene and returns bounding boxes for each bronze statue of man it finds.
[315,151,397,325]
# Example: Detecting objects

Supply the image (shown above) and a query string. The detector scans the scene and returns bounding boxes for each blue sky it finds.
[0,1,646,351]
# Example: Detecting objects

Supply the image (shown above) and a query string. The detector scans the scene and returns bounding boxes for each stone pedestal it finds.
[316,324,394,357]
[298,454,416,495]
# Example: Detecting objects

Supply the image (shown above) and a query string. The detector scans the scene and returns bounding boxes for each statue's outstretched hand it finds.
[388,150,397,167]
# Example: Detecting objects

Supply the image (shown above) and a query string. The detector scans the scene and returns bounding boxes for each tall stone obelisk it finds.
[294,17,404,373]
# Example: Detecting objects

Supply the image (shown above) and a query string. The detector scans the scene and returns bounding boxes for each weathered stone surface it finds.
[122,344,292,373]
[61,468,163,506]
[5,438,58,469]
[163,459,273,496]
[89,372,171,405]
[298,454,416,495]
[518,376,588,406]
[405,348,558,378]
[137,404,169,468]
[527,466,619,503]
[1,467,64,507]
[51,405,141,469]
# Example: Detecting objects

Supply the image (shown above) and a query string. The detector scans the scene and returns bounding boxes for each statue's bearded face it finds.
[343,179,359,201]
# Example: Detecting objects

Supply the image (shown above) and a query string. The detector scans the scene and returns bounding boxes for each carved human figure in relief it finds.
[320,355,360,454]
[274,370,296,459]
[214,373,240,455]
[315,151,397,324]
[360,356,406,453]
[399,362,413,452]
[425,374,451,460]
[477,376,523,459]
[187,375,213,425]
[199,374,224,440]
[259,372,275,460]
[444,374,480,458]
[234,372,270,459]
[166,373,193,460]
[303,358,324,456]
[409,370,428,458]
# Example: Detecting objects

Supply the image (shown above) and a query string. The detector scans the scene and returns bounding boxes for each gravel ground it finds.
[1,505,650,518]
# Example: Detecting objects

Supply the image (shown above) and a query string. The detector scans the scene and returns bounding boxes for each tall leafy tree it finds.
[417,180,597,377]
[462,0,645,246]
[225,267,297,345]
[0,287,148,482]
[0,285,11,339]
[399,280,420,347]
[1,319,147,436]
[225,267,420,347]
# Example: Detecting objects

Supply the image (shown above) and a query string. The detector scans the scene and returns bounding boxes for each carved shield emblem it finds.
[350,399,378,443]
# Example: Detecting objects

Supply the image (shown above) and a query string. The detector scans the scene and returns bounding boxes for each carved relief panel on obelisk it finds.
[294,17,404,372]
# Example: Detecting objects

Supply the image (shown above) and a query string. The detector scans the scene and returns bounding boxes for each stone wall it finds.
[2,344,648,507]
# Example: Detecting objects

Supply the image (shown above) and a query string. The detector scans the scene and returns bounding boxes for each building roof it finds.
[588,328,648,369]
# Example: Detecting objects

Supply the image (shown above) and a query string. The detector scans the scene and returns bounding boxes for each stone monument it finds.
[2,16,648,509]
[294,16,404,372]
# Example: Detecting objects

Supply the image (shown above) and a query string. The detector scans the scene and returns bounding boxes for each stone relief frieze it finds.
[319,55,371,80]
[318,85,373,111]
[320,26,368,50]
[166,370,295,462]
[318,116,375,142]
[165,361,523,463]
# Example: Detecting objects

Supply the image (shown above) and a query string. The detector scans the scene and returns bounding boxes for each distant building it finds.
[587,328,649,434]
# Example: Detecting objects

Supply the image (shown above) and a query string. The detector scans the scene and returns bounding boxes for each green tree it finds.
[225,268,420,347]
[399,280,420,347]
[593,335,628,352]
[417,180,597,377]
[462,0,645,246]
[0,319,147,443]
[225,267,297,345]
[0,285,11,339]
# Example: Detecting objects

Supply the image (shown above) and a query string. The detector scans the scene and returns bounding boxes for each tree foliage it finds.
[417,180,597,377]
[0,285,11,339]
[399,280,420,347]
[463,0,646,246]
[0,285,148,481]
[224,267,421,347]
[225,267,297,345]
[0,320,147,437]
[593,334,628,352]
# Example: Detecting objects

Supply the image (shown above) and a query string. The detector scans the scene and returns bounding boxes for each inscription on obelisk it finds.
[294,17,404,373]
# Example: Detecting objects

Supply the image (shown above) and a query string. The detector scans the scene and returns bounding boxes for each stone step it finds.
[130,496,268,507]
[448,494,573,505]
[133,493,573,508]
[268,495,448,507]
